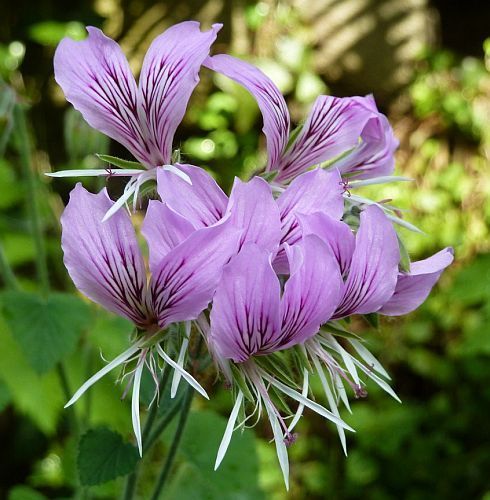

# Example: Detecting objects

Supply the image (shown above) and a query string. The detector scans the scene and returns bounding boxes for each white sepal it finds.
[162,164,192,184]
[311,355,347,455]
[349,338,391,379]
[261,371,354,432]
[132,356,145,456]
[156,345,209,400]
[64,343,141,408]
[171,337,189,398]
[287,368,309,433]
[264,399,290,491]
[46,169,144,178]
[215,390,244,470]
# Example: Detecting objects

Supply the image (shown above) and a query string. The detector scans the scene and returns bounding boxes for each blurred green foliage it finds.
[0,1,489,499]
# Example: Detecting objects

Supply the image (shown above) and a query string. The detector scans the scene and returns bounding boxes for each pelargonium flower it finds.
[206,237,349,489]
[204,54,398,183]
[50,21,221,219]
[60,183,240,454]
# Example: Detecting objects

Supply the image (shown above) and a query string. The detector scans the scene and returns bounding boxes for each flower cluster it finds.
[52,21,453,487]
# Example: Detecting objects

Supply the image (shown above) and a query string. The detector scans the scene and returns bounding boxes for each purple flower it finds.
[204,54,397,183]
[61,183,240,453]
[50,22,222,218]
[205,237,348,488]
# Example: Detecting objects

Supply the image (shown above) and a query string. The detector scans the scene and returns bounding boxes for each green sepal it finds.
[96,154,144,170]
[269,384,294,415]
[256,353,297,387]
[230,363,254,403]
[321,321,362,340]
[320,145,357,170]
[285,123,304,150]
[171,148,182,163]
[397,233,411,273]
[363,312,380,329]
[292,344,313,373]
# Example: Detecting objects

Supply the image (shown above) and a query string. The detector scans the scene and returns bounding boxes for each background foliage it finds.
[0,0,489,498]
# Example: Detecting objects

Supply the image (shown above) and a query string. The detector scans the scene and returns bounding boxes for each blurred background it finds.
[1,0,489,499]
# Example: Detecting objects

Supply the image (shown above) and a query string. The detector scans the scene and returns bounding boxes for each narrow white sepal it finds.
[215,390,244,470]
[132,357,145,456]
[162,164,192,185]
[352,358,401,402]
[287,369,309,433]
[101,182,138,222]
[311,355,347,455]
[332,370,352,413]
[349,176,413,188]
[264,399,289,491]
[387,213,424,234]
[324,335,360,386]
[261,372,354,432]
[156,345,209,400]
[171,337,189,398]
[349,338,391,379]
[46,169,144,177]
[64,344,140,408]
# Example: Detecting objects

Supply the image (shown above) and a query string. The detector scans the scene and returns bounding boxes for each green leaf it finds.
[0,379,11,411]
[1,291,93,374]
[164,410,264,500]
[96,154,143,170]
[8,485,48,500]
[77,427,139,485]
[0,316,63,434]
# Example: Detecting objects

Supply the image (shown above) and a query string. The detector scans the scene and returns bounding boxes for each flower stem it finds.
[149,384,194,500]
[13,103,49,295]
[0,241,18,290]
[121,368,171,500]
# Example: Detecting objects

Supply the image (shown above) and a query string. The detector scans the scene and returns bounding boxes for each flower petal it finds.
[61,184,150,326]
[274,168,343,273]
[209,244,281,362]
[54,27,155,166]
[150,219,241,328]
[335,205,400,318]
[204,54,290,172]
[139,22,222,164]
[157,164,228,229]
[380,247,454,316]
[227,176,281,253]
[334,96,399,180]
[297,211,355,277]
[277,96,375,182]
[142,200,195,271]
[279,235,342,349]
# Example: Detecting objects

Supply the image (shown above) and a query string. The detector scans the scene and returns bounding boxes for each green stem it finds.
[0,242,18,290]
[122,368,172,500]
[13,104,49,295]
[56,363,79,436]
[149,384,194,500]
[145,395,183,449]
